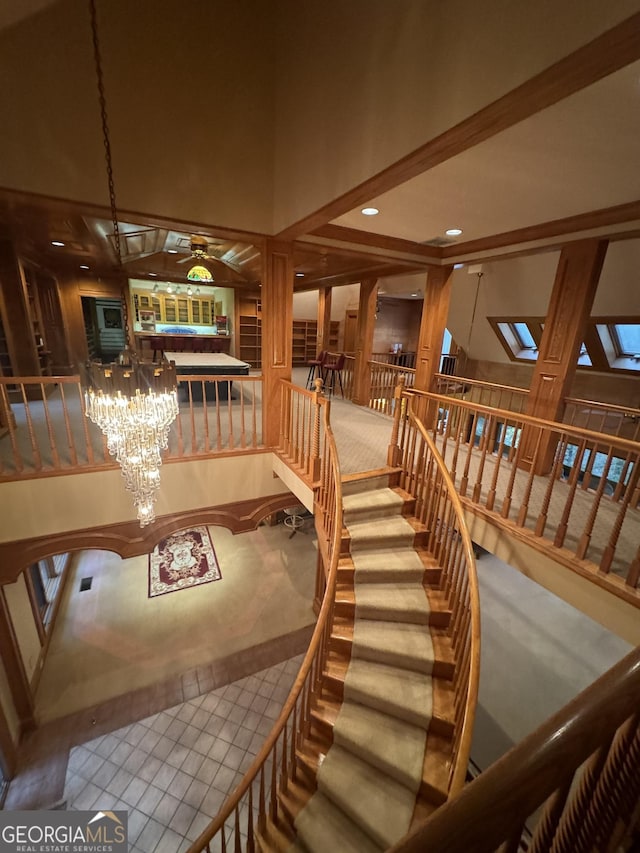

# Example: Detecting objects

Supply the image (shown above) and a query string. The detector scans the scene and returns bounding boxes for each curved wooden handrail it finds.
[433,373,528,396]
[391,646,640,853]
[186,390,343,853]
[405,396,481,794]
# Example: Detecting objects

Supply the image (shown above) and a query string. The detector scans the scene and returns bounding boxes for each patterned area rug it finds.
[148,526,222,598]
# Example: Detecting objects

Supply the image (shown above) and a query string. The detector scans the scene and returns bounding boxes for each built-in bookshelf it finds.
[238,315,262,368]
[292,319,340,365]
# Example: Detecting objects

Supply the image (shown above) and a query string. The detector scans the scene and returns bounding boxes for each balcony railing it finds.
[388,383,640,596]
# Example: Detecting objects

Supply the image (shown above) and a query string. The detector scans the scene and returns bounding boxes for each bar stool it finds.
[306,350,327,389]
[148,336,165,360]
[323,352,345,397]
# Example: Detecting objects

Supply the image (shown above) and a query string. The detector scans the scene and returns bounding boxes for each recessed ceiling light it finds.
[51,240,65,247]
[80,264,90,270]
[411,292,418,297]
[453,263,464,269]
[445,228,463,237]
[148,272,158,276]
[361,207,379,216]
[295,272,305,278]
[167,249,178,254]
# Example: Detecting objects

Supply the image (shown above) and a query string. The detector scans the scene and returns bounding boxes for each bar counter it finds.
[135,332,232,356]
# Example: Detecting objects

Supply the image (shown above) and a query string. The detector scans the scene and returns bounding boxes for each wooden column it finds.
[0,239,41,377]
[261,239,294,448]
[414,265,454,391]
[0,588,35,735]
[520,238,608,473]
[316,286,333,356]
[351,279,378,406]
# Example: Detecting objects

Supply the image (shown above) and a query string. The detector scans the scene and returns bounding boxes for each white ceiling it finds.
[332,60,640,245]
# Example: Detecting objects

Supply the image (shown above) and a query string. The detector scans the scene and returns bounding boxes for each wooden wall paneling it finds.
[520,238,609,473]
[261,240,294,447]
[0,589,35,734]
[415,265,454,391]
[352,279,378,406]
[0,241,41,378]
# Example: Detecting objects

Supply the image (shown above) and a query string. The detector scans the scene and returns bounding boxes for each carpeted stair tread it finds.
[354,582,431,623]
[350,546,430,578]
[343,487,404,521]
[294,792,383,853]
[316,745,416,849]
[343,657,433,729]
[352,619,434,673]
[347,515,417,549]
[341,473,399,496]
[333,700,427,791]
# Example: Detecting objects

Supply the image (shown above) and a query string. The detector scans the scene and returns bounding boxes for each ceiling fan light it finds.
[187,264,214,283]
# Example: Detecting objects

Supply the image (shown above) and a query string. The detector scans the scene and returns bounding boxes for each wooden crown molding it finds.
[274,12,640,242]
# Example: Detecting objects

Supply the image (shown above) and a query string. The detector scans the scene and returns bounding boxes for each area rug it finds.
[148,526,222,598]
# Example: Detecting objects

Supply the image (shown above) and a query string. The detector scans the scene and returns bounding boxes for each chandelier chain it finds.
[89,0,129,341]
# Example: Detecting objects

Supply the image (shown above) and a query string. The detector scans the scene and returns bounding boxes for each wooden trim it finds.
[309,224,443,260]
[0,700,16,779]
[441,200,640,260]
[0,492,298,583]
[23,567,46,646]
[0,590,35,733]
[275,13,640,241]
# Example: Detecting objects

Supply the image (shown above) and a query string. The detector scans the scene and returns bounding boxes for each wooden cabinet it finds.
[292,319,340,365]
[238,315,262,368]
[133,290,219,327]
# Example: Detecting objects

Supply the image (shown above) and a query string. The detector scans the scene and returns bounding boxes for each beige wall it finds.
[273,0,640,231]
[3,575,42,683]
[0,0,275,233]
[0,453,288,542]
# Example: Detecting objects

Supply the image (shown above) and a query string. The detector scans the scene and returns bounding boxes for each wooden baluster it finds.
[279,382,287,452]
[290,703,298,783]
[545,745,609,853]
[221,824,227,853]
[202,384,210,453]
[626,546,640,589]
[501,421,526,520]
[517,427,544,527]
[459,412,478,496]
[310,379,323,482]
[281,722,289,794]
[226,381,234,451]
[580,446,597,491]
[535,436,568,537]
[58,384,78,467]
[239,380,246,449]
[600,460,640,575]
[448,404,464,489]
[387,378,405,467]
[497,827,524,853]
[258,766,266,833]
[472,414,493,503]
[246,784,255,853]
[187,382,196,452]
[234,807,242,853]
[213,382,222,451]
[576,449,613,560]
[528,778,573,853]
[486,419,509,511]
[252,378,259,448]
[20,383,42,470]
[270,743,278,821]
[39,382,60,469]
[611,452,633,503]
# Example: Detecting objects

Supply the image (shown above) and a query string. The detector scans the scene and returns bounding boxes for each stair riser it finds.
[332,732,421,792]
[323,675,437,731]
[335,600,451,628]
[329,636,455,680]
[339,567,443,585]
[349,529,430,553]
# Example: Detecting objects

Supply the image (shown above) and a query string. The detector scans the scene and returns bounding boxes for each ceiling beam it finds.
[310,224,443,260]
[275,11,640,242]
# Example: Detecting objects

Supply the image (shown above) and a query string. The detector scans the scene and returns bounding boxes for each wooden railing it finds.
[369,359,416,415]
[187,381,343,853]
[278,378,326,484]
[392,646,640,853]
[432,374,640,441]
[387,388,480,794]
[0,374,264,478]
[389,385,640,595]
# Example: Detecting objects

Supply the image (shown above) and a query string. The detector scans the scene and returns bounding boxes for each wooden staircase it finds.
[256,471,464,852]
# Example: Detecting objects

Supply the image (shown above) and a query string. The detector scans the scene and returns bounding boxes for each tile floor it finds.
[63,655,303,853]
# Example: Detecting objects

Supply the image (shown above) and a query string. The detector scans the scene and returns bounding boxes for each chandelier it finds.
[84,0,178,526]
[186,264,214,283]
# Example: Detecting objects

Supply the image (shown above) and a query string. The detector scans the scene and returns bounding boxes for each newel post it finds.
[387,377,406,467]
[310,377,324,482]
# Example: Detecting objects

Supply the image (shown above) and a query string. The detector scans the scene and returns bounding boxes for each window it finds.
[611,323,640,357]
[513,322,537,350]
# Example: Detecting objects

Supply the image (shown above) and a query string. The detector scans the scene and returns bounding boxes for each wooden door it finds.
[343,310,358,353]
